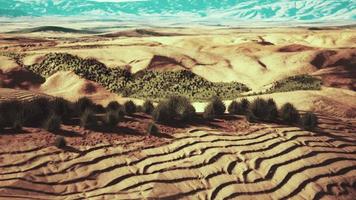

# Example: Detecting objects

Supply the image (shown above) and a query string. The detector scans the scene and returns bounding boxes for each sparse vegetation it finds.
[147,122,159,135]
[26,53,250,101]
[300,112,318,131]
[280,103,300,124]
[267,75,322,93]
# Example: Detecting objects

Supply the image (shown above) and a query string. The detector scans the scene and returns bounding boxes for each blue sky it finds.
[0,0,355,25]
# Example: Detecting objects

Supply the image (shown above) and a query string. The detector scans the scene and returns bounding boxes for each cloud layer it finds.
[0,0,355,24]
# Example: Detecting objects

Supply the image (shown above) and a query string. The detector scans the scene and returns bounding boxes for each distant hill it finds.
[7,26,99,34]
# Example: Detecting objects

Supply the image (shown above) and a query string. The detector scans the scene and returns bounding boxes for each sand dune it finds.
[4,28,353,91]
[0,115,355,199]
[0,27,356,199]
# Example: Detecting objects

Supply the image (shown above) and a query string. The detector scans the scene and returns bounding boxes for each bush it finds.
[300,112,318,131]
[152,96,195,123]
[267,74,322,93]
[104,110,122,128]
[248,98,269,121]
[124,100,136,115]
[228,101,239,114]
[203,103,216,120]
[147,122,159,135]
[54,136,66,148]
[0,100,24,130]
[169,96,195,121]
[280,103,300,124]
[106,101,121,111]
[152,102,172,123]
[24,97,51,126]
[94,104,106,114]
[80,109,97,129]
[43,114,62,132]
[266,98,278,121]
[143,100,155,114]
[210,96,226,115]
[50,97,71,122]
[240,98,250,113]
[75,97,94,115]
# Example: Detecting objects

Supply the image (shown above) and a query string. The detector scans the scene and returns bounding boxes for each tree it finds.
[143,100,155,114]
[266,98,278,121]
[280,103,300,124]
[300,112,318,131]
[124,100,137,115]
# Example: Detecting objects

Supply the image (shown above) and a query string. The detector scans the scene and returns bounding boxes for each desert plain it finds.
[0,25,355,199]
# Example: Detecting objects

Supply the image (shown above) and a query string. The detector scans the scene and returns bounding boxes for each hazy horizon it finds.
[0,0,355,29]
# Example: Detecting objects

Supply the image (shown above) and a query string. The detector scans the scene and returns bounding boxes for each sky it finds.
[0,0,355,26]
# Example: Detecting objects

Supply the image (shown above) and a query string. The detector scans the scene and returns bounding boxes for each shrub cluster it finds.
[142,100,155,114]
[26,53,250,101]
[300,112,318,131]
[228,98,250,115]
[152,96,195,123]
[279,103,300,124]
[103,101,125,128]
[266,74,322,93]
[203,96,226,120]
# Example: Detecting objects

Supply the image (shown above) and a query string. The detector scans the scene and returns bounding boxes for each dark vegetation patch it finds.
[266,74,322,93]
[26,53,250,101]
[7,26,99,34]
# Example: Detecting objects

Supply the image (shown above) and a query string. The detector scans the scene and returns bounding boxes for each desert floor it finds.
[0,26,355,199]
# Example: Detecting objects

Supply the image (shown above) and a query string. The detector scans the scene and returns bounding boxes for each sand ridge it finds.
[0,115,355,199]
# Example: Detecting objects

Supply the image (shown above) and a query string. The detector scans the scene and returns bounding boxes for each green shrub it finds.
[267,74,322,93]
[152,102,172,123]
[106,101,121,111]
[104,110,122,128]
[80,109,97,129]
[240,98,250,114]
[210,96,226,115]
[124,100,136,115]
[0,100,24,130]
[300,112,318,131]
[75,97,94,115]
[203,103,216,120]
[266,98,278,121]
[24,97,51,126]
[50,97,71,121]
[143,100,155,114]
[147,122,159,135]
[168,96,196,122]
[54,136,66,148]
[248,98,269,121]
[43,114,62,132]
[26,53,250,101]
[228,100,247,115]
[280,103,300,124]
